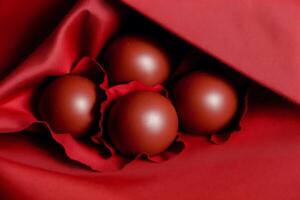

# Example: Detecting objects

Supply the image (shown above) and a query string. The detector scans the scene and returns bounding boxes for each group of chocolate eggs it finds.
[39,34,239,157]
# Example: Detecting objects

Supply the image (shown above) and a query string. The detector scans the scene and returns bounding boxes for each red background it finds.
[0,0,300,199]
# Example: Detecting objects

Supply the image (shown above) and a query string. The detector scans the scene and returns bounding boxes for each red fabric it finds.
[1,89,300,200]
[123,0,300,105]
[0,0,183,171]
[0,0,300,199]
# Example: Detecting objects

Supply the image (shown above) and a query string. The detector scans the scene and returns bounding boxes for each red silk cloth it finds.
[0,0,300,199]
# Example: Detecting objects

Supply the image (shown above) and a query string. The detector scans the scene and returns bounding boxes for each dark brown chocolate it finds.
[107,91,178,156]
[103,34,171,86]
[39,75,98,138]
[173,72,238,135]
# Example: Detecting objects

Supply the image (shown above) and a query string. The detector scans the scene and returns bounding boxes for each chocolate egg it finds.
[39,75,98,138]
[107,91,178,156]
[103,34,171,86]
[173,72,238,135]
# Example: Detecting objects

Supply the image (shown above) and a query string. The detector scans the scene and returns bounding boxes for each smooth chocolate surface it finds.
[173,72,238,135]
[39,75,98,138]
[107,91,178,156]
[103,34,171,86]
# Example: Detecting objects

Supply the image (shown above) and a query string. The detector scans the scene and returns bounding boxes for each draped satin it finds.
[1,0,300,199]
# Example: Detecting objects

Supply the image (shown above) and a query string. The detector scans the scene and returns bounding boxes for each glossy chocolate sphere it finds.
[39,75,98,138]
[173,72,238,135]
[107,91,178,156]
[103,34,171,86]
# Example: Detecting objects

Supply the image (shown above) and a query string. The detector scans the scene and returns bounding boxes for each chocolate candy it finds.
[39,75,98,138]
[107,91,178,156]
[103,34,171,86]
[173,72,238,135]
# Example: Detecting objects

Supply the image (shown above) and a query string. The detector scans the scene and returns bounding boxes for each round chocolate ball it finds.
[39,75,98,138]
[173,72,238,135]
[103,34,171,86]
[107,91,178,156]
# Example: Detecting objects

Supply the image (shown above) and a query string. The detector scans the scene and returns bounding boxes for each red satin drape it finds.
[123,0,300,105]
[0,0,300,199]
